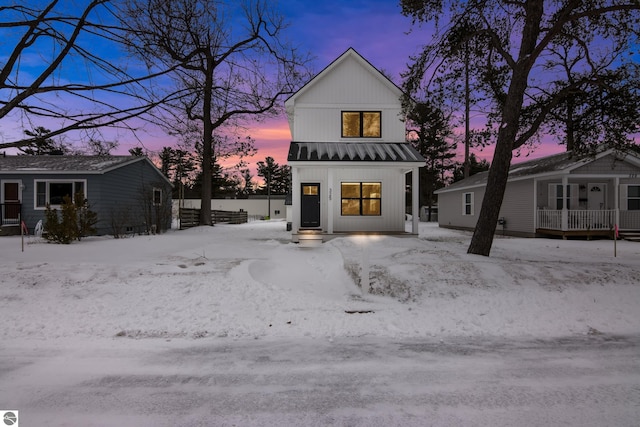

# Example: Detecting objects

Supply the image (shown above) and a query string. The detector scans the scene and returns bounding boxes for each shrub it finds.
[43,193,97,244]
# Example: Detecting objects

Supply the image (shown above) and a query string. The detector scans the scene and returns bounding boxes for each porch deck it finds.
[536,209,640,239]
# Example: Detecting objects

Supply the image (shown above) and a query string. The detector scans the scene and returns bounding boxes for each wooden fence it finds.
[179,208,248,229]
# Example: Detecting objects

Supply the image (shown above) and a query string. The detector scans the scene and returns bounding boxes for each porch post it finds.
[562,176,568,231]
[412,166,419,234]
[292,167,300,233]
[533,178,538,232]
[614,177,620,227]
[327,169,334,234]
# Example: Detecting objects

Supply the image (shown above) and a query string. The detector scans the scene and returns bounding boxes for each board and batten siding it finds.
[332,167,406,232]
[294,167,328,231]
[289,53,405,143]
[294,57,399,106]
[291,106,404,142]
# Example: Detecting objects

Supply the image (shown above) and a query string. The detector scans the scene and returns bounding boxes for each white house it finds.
[286,48,425,242]
[435,148,640,239]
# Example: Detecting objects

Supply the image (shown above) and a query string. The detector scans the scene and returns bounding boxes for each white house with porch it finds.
[435,148,640,239]
[285,48,425,243]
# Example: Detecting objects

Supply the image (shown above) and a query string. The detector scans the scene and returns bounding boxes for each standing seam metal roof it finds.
[287,142,425,162]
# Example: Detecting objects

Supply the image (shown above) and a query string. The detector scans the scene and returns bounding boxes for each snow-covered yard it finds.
[1,220,639,342]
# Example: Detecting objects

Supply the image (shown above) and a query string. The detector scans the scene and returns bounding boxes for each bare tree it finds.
[402,0,640,256]
[0,1,179,151]
[119,0,312,225]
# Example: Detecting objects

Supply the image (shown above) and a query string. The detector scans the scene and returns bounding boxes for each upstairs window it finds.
[341,111,381,138]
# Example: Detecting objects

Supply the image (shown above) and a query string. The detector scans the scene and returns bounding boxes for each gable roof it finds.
[285,47,403,109]
[436,148,640,194]
[288,141,424,163]
[0,155,171,183]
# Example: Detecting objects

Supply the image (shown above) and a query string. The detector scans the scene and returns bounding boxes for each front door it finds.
[587,183,606,210]
[2,181,22,224]
[301,183,320,228]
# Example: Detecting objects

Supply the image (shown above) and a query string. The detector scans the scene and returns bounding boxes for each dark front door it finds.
[301,183,320,228]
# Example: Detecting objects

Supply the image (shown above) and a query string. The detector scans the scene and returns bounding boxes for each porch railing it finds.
[537,209,617,231]
[620,210,640,229]
[1,203,21,226]
[537,209,562,229]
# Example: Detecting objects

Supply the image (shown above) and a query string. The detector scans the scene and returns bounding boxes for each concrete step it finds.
[620,232,640,242]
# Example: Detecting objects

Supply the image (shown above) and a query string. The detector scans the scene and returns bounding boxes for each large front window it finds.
[341,111,381,138]
[341,182,381,216]
[35,180,86,208]
[628,185,640,210]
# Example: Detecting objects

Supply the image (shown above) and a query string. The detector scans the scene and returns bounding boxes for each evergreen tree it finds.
[18,127,68,155]
[451,153,490,182]
[256,157,291,195]
[406,101,457,220]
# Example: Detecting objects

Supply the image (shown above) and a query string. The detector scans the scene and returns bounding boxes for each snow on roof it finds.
[436,148,639,193]
[0,155,145,173]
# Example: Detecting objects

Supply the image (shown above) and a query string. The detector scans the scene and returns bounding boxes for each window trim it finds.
[341,111,382,138]
[34,179,87,210]
[628,184,640,210]
[153,187,163,206]
[341,182,382,216]
[548,183,579,210]
[462,192,474,216]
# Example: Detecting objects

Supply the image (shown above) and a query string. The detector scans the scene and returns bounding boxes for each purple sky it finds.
[207,0,563,170]
[2,0,570,171]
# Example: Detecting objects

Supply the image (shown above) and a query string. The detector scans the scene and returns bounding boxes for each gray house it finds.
[0,155,172,236]
[435,148,640,238]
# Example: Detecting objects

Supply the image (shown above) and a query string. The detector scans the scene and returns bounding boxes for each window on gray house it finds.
[153,188,162,206]
[629,185,640,210]
[462,192,474,215]
[35,180,86,208]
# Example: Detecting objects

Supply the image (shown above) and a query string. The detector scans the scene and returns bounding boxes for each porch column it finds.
[533,178,538,231]
[291,167,300,233]
[327,169,334,234]
[562,176,568,231]
[614,177,620,227]
[412,166,419,234]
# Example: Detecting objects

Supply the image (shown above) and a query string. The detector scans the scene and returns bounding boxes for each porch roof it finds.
[287,141,425,163]
[436,148,640,194]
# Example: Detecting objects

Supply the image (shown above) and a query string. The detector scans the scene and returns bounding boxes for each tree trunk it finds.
[467,0,543,256]
[200,58,214,226]
[464,40,471,179]
[466,130,513,255]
